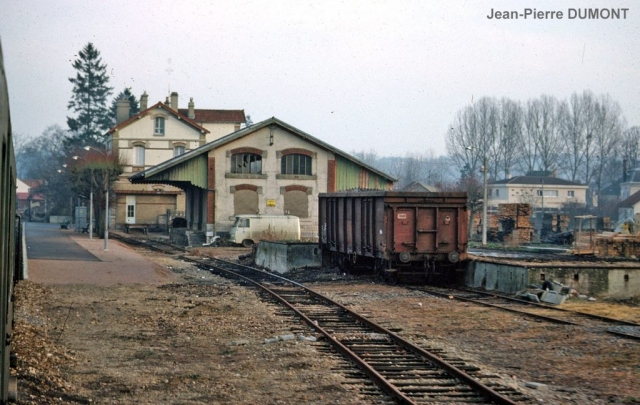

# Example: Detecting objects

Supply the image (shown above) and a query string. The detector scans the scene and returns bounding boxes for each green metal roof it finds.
[129,117,397,187]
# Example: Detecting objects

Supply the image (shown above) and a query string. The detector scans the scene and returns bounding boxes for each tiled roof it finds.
[177,109,245,124]
[490,176,584,186]
[21,179,43,188]
[618,190,640,208]
[107,102,210,134]
[625,168,640,183]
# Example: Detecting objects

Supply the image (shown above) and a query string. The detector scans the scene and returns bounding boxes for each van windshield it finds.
[234,218,250,227]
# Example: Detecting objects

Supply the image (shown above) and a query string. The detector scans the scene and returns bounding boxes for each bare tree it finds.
[592,94,624,204]
[495,98,522,179]
[559,91,598,184]
[536,95,564,173]
[620,126,640,170]
[519,99,540,174]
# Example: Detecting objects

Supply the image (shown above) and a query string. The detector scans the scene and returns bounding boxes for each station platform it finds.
[24,223,174,286]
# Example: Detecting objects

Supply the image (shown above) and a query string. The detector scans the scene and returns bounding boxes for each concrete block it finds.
[264,337,279,344]
[526,293,540,303]
[231,339,250,346]
[279,334,295,341]
[541,290,567,305]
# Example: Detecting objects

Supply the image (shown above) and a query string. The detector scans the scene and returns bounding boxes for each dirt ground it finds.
[12,244,640,404]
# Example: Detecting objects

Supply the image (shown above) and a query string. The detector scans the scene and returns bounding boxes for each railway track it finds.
[413,286,640,341]
[111,233,187,255]
[183,256,528,404]
[115,237,529,403]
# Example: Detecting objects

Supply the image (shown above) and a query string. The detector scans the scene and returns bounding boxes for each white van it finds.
[228,215,300,247]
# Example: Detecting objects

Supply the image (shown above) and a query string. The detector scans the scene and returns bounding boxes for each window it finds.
[231,153,262,174]
[174,145,185,157]
[281,154,312,175]
[234,217,250,228]
[495,189,500,197]
[568,190,575,197]
[154,117,165,135]
[537,189,558,197]
[133,145,145,166]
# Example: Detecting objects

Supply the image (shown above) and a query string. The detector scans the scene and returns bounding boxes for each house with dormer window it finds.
[106,92,245,229]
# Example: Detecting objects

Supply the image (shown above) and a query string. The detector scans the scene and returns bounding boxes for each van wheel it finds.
[242,239,254,248]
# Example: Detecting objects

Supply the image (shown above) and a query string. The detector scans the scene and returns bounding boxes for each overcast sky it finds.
[2,0,638,156]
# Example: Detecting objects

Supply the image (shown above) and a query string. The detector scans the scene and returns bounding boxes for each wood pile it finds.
[595,231,640,258]
[490,204,533,244]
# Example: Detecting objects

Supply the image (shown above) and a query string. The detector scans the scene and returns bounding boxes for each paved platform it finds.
[25,223,174,286]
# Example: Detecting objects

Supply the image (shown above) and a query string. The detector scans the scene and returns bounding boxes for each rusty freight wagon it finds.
[319,191,468,282]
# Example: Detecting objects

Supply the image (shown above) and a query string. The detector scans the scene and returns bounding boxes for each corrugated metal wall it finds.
[335,155,393,190]
[145,155,208,189]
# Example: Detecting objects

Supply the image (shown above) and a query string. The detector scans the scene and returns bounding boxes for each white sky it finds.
[2,0,638,156]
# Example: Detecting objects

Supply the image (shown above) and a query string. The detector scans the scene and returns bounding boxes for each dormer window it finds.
[154,117,165,135]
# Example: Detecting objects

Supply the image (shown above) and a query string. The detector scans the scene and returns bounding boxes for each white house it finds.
[106,92,245,229]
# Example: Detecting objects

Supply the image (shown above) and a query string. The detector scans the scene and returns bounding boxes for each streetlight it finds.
[84,146,109,250]
[466,146,488,246]
[73,155,93,240]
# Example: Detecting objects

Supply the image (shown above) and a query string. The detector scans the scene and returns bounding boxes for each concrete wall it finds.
[211,126,333,239]
[465,261,529,294]
[255,241,321,274]
[115,194,176,226]
[203,122,238,143]
[526,267,640,298]
[466,260,640,298]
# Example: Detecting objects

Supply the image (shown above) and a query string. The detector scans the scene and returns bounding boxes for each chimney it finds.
[623,159,628,182]
[116,98,130,124]
[170,92,179,112]
[140,91,148,111]
[188,97,195,119]
[165,96,170,107]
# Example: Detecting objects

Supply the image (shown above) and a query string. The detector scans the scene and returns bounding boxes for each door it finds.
[437,208,457,253]
[126,195,136,225]
[393,208,415,252]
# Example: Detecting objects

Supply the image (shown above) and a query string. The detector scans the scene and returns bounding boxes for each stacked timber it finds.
[595,232,640,258]
[490,204,533,244]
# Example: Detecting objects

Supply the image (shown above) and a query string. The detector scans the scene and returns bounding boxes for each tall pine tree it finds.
[110,87,139,125]
[67,43,113,148]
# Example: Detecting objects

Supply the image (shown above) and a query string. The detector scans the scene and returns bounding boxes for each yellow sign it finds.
[266,199,276,207]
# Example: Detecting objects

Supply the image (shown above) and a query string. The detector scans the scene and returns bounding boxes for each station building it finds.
[128,117,396,243]
[106,92,245,229]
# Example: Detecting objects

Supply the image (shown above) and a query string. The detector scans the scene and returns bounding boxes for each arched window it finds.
[231,153,262,174]
[174,145,185,157]
[154,117,165,135]
[133,145,145,166]
[281,154,311,175]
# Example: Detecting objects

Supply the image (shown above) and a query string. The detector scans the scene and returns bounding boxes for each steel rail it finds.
[189,256,519,405]
[414,286,640,341]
